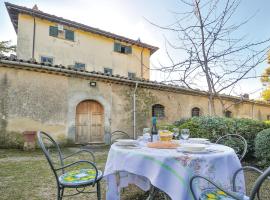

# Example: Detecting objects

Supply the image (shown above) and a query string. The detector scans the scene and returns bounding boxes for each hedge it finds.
[171,116,270,160]
[255,128,270,167]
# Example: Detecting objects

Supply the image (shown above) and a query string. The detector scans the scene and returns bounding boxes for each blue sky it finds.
[1,0,270,99]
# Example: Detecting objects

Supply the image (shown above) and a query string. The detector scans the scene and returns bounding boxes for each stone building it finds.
[1,3,270,145]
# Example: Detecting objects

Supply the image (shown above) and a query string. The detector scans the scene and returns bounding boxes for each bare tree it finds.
[0,40,16,55]
[149,0,270,115]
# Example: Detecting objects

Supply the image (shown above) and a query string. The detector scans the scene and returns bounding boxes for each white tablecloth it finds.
[104,143,245,200]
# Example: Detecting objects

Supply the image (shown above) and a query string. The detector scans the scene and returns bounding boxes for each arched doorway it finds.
[75,100,104,143]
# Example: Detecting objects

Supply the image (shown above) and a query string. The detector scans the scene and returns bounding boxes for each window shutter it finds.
[65,30,74,41]
[126,46,132,54]
[49,26,58,37]
[114,43,121,52]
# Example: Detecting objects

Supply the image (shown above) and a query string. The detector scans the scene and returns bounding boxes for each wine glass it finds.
[181,129,190,140]
[172,128,179,139]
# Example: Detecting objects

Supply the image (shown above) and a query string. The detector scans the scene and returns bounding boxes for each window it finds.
[114,42,132,54]
[104,68,113,75]
[49,26,58,37]
[225,110,232,118]
[65,29,74,41]
[128,72,136,79]
[74,62,86,70]
[191,107,200,117]
[152,104,165,118]
[41,56,53,64]
[49,26,74,41]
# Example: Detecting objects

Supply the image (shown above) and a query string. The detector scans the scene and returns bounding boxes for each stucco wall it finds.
[16,13,151,79]
[1,65,270,144]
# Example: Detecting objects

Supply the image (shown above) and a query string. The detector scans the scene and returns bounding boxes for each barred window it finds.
[128,72,136,79]
[41,56,53,64]
[152,104,165,118]
[225,110,232,118]
[104,68,113,75]
[191,107,200,117]
[74,62,86,70]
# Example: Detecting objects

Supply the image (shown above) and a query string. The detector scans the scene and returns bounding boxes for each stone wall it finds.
[1,65,270,145]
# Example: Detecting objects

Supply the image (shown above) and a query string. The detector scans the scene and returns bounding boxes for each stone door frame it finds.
[67,92,111,144]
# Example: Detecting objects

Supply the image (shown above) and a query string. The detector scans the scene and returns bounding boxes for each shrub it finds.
[175,116,270,160]
[255,128,270,167]
[0,131,24,149]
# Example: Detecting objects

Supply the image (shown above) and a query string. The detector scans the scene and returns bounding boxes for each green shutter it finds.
[114,43,121,52]
[49,26,58,37]
[65,29,74,41]
[126,46,132,54]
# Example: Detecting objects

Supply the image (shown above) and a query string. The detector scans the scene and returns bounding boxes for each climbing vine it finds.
[122,87,158,133]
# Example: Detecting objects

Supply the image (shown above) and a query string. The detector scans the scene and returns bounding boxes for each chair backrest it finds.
[37,131,64,180]
[249,166,270,200]
[216,134,247,161]
[110,130,130,144]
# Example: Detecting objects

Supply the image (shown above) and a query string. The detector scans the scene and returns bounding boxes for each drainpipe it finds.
[31,14,36,60]
[133,82,139,139]
[140,47,144,78]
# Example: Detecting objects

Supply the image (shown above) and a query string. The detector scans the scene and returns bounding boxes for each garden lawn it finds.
[0,148,269,200]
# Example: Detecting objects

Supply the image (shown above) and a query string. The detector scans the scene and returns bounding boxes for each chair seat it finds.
[199,188,249,200]
[59,169,103,187]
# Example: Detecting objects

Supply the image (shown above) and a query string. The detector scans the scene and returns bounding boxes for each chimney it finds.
[242,93,249,99]
[32,4,39,11]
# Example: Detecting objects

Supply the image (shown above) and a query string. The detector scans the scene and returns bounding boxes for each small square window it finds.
[65,29,74,41]
[104,68,113,75]
[114,42,132,54]
[49,26,58,37]
[74,62,86,70]
[41,56,53,64]
[128,72,136,79]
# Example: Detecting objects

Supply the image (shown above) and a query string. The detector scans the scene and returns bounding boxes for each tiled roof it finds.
[5,2,159,55]
[0,55,206,93]
[1,55,269,107]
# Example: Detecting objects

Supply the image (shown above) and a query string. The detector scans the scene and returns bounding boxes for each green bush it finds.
[173,116,270,160]
[0,131,24,149]
[255,128,270,167]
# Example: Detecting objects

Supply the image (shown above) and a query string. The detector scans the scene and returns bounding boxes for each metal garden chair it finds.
[216,134,248,161]
[37,131,103,200]
[110,130,130,144]
[190,165,270,200]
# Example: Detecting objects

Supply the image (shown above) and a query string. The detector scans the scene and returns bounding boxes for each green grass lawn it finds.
[0,148,269,200]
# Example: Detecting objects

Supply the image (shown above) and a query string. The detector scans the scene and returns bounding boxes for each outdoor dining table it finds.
[103,141,245,200]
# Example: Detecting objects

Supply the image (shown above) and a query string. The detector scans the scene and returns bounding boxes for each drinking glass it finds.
[181,129,190,140]
[172,128,179,139]
[143,128,150,134]
[143,128,151,142]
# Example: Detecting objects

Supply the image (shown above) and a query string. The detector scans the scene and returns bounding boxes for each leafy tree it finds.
[261,52,270,101]
[261,89,270,101]
[0,40,16,55]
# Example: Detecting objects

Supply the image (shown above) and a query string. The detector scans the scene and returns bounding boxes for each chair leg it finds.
[146,186,157,200]
[57,188,61,200]
[57,187,64,200]
[96,181,101,200]
[60,188,64,200]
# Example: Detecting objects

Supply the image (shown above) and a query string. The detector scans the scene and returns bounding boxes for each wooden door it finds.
[76,100,104,143]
